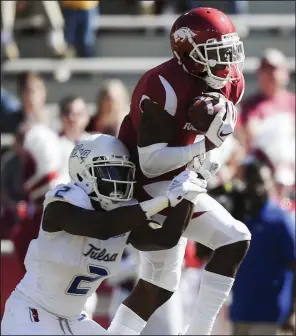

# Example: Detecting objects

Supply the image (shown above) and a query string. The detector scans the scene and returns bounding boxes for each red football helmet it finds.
[170,7,245,89]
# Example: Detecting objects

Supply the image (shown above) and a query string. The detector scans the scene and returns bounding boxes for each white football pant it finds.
[138,193,250,334]
[139,193,250,293]
[108,287,131,321]
[1,290,108,335]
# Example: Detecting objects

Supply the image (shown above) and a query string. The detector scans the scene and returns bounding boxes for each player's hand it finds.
[167,171,207,207]
[187,150,221,181]
[205,99,237,148]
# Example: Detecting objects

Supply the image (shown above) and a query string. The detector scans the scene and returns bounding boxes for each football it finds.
[188,92,226,134]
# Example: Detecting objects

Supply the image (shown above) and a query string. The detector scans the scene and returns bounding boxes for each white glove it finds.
[166,170,207,207]
[187,150,221,181]
[205,98,237,148]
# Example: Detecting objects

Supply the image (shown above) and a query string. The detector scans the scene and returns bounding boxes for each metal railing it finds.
[13,14,295,31]
[3,57,295,74]
[95,14,295,30]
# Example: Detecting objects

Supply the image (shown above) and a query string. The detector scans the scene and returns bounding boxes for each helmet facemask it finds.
[189,33,245,88]
[82,155,136,211]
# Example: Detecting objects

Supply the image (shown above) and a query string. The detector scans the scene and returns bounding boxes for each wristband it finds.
[139,196,169,219]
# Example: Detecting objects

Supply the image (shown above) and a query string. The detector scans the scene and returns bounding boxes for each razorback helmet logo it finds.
[173,27,196,43]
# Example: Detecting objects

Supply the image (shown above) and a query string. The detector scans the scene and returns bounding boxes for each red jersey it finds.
[119,58,245,202]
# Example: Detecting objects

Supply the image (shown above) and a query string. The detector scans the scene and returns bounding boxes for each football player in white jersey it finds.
[1,134,207,335]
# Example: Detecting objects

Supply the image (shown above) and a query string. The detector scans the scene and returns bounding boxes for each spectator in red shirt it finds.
[236,48,295,151]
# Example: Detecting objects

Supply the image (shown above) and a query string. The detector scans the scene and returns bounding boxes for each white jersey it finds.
[17,183,129,319]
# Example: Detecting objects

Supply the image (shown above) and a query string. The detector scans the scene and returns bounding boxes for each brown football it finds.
[188,92,226,134]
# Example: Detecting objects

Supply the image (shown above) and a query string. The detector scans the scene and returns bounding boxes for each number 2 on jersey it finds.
[55,186,71,199]
[66,265,109,295]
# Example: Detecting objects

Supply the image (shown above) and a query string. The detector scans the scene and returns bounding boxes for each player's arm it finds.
[137,76,228,178]
[126,171,206,252]
[138,80,210,178]
[42,198,167,240]
[43,171,205,241]
[128,199,194,251]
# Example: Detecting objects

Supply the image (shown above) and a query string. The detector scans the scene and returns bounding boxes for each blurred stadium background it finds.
[1,1,295,334]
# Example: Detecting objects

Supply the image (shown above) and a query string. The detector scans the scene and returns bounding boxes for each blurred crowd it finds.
[1,0,249,60]
[1,46,295,334]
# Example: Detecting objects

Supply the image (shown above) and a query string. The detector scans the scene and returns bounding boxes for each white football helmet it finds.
[68,134,136,211]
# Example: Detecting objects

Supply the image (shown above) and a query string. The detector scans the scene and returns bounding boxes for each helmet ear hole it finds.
[77,173,83,182]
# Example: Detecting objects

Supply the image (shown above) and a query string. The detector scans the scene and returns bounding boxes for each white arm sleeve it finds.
[138,141,206,178]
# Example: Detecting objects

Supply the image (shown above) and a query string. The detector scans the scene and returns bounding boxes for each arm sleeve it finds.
[138,141,206,178]
[42,201,149,240]
[137,74,206,178]
[43,183,149,239]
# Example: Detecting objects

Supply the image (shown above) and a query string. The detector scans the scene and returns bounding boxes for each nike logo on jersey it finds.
[183,122,197,131]
[219,130,232,137]
[83,244,118,262]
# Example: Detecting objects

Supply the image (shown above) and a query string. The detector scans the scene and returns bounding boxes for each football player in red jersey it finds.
[108,8,251,336]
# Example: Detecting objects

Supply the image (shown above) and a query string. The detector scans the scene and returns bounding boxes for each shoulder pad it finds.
[44,183,93,210]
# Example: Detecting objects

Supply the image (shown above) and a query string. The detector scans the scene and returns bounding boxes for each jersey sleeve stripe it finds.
[158,75,178,116]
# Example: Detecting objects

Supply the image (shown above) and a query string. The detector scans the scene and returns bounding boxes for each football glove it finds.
[205,98,237,148]
[187,150,221,182]
[166,170,207,207]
